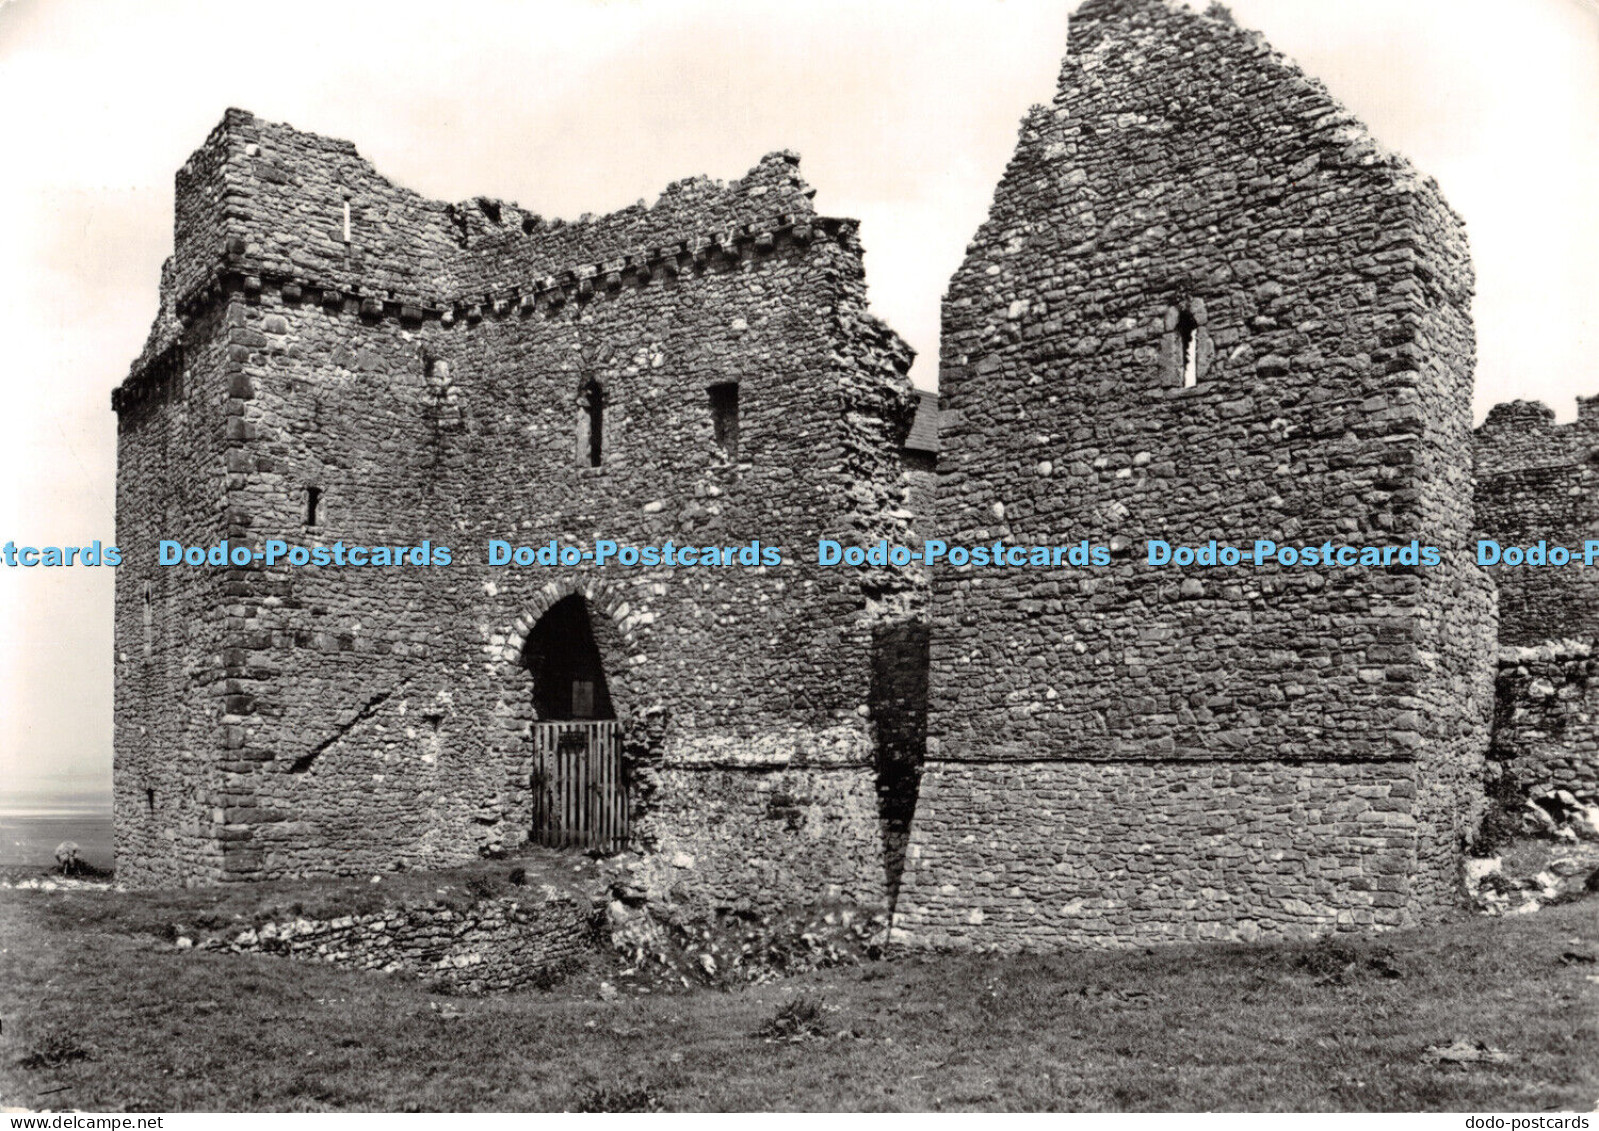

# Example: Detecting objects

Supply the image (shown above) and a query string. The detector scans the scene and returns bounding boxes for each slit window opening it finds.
[341,200,352,243]
[306,486,322,527]
[709,382,739,458]
[141,580,153,664]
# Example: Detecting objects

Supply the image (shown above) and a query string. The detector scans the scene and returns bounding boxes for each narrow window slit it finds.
[141,580,153,664]
[579,380,604,467]
[1178,307,1199,389]
[306,486,322,528]
[341,201,352,243]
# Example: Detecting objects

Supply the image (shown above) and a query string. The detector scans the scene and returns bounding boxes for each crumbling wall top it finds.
[456,148,818,293]
[1056,0,1455,219]
[132,109,835,396]
[1476,395,1599,478]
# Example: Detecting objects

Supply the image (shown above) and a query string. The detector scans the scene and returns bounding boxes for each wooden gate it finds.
[531,720,628,852]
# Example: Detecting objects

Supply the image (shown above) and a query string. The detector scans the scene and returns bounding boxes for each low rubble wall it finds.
[193,887,595,993]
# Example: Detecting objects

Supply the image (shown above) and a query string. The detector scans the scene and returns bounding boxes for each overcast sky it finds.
[1,0,1596,810]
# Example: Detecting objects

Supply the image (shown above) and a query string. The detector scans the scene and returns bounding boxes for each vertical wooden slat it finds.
[539,725,547,849]
[603,723,613,851]
[531,720,626,854]
[611,722,620,852]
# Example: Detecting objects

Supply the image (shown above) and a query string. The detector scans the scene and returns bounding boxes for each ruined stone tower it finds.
[113,109,921,903]
[893,0,1496,948]
[116,3,1516,949]
[1475,399,1599,647]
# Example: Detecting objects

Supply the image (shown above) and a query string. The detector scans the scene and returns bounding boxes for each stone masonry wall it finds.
[898,0,1493,948]
[629,767,892,914]
[1475,398,1599,647]
[114,111,920,912]
[113,304,235,887]
[894,760,1423,949]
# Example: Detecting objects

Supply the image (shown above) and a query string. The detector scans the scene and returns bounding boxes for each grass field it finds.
[0,814,113,870]
[1,880,1595,1112]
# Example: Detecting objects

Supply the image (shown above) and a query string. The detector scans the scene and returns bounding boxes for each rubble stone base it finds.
[893,759,1435,950]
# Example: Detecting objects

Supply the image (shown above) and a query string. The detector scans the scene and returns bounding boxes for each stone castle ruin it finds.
[112,0,1596,949]
[113,107,925,909]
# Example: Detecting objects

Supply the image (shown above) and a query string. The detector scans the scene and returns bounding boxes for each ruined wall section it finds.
[929,0,1481,764]
[898,0,1490,948]
[438,214,916,912]
[899,760,1428,949]
[1492,642,1599,803]
[112,304,235,886]
[1395,131,1497,911]
[1476,398,1599,478]
[1475,398,1599,647]
[453,150,824,295]
[201,293,467,881]
[171,110,466,313]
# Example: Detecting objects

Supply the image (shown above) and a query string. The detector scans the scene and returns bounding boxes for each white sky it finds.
[1,0,1596,808]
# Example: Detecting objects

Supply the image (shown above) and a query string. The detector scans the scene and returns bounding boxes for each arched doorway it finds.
[525,595,627,852]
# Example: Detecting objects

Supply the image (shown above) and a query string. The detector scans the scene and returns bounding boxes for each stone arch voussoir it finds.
[492,578,645,707]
